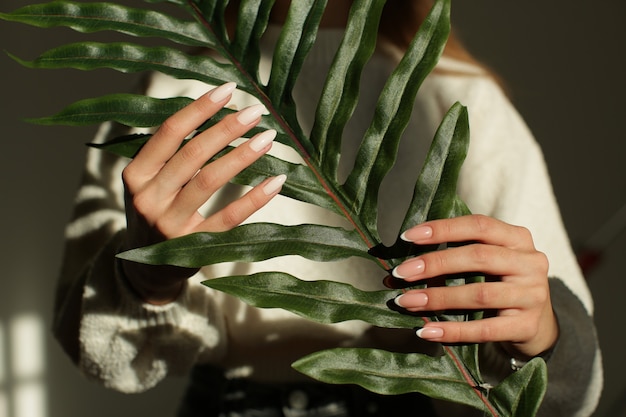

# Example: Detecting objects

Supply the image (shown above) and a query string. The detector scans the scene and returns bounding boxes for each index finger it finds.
[401,214,536,251]
[132,82,237,175]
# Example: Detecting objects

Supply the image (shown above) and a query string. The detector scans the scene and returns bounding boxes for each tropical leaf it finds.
[293,348,548,417]
[117,223,374,267]
[292,348,492,412]
[203,272,422,329]
[27,94,192,127]
[9,42,253,90]
[490,358,548,417]
[1,0,548,414]
[0,1,215,46]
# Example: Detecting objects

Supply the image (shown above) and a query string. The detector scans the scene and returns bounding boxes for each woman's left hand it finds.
[392,214,558,360]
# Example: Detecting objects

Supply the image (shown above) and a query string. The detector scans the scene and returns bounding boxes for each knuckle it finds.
[130,191,152,215]
[455,326,470,343]
[121,164,138,188]
[247,189,267,211]
[478,323,494,342]
[220,206,243,230]
[215,117,239,138]
[427,251,448,274]
[514,225,532,241]
[179,141,205,163]
[225,147,254,172]
[472,214,492,235]
[534,251,550,275]
[236,146,255,164]
[529,285,549,306]
[469,244,492,267]
[474,284,494,307]
[192,170,217,193]
[192,95,216,117]
[157,117,181,139]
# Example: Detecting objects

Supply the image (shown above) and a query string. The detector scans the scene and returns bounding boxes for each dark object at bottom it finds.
[177,364,437,417]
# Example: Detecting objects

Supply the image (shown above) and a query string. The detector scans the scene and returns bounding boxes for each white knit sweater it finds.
[54,27,602,415]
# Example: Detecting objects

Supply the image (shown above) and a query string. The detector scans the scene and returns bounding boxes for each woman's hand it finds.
[120,82,286,305]
[392,214,558,360]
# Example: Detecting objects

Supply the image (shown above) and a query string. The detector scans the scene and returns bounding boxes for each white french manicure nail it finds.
[237,104,265,125]
[249,129,277,152]
[416,327,444,339]
[208,82,237,103]
[394,294,405,308]
[263,174,287,195]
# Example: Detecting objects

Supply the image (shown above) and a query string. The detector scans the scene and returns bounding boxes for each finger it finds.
[170,129,277,217]
[394,281,547,312]
[401,214,536,251]
[130,82,237,179]
[392,243,548,282]
[199,174,287,232]
[415,315,538,345]
[154,103,266,195]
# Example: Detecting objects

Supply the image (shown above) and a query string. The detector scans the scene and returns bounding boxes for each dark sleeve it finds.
[537,278,601,416]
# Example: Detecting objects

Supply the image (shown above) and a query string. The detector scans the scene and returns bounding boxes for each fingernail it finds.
[392,259,425,279]
[400,225,433,242]
[394,292,428,308]
[416,327,443,339]
[263,174,287,195]
[237,104,265,125]
[249,129,277,152]
[208,82,237,103]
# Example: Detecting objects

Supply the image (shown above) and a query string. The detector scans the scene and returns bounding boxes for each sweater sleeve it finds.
[538,278,602,417]
[53,120,228,393]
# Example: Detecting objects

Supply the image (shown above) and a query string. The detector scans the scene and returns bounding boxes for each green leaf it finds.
[28,94,192,127]
[365,102,472,266]
[0,1,215,47]
[267,0,327,128]
[232,153,344,215]
[308,0,385,173]
[403,102,470,229]
[292,348,491,412]
[117,223,374,267]
[9,42,253,92]
[231,0,274,76]
[203,273,424,329]
[490,358,548,417]
[342,0,451,235]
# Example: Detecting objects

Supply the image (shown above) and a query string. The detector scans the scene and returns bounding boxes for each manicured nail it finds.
[416,327,443,339]
[392,259,425,279]
[249,129,277,152]
[394,292,428,308]
[400,225,433,243]
[208,82,237,103]
[237,104,265,125]
[263,174,287,195]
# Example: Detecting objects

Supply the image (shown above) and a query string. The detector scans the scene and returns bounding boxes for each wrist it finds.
[117,258,189,305]
[501,308,560,368]
[502,342,556,371]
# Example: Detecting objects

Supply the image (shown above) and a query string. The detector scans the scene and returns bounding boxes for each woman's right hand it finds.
[120,82,286,305]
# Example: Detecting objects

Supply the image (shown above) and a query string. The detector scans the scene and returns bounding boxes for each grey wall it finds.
[451,2,626,416]
[0,1,623,416]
